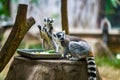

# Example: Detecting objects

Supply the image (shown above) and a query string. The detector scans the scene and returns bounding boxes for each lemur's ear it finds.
[52,18,55,22]
[38,25,41,30]
[44,17,47,22]
[63,30,65,34]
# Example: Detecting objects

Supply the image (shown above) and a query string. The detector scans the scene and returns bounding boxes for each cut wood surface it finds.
[0,4,35,72]
[5,56,102,80]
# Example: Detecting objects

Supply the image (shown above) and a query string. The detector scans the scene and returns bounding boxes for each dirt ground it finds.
[98,66,120,80]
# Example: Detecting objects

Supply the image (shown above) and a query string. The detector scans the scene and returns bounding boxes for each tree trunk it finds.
[61,0,69,34]
[0,4,35,72]
[5,56,102,80]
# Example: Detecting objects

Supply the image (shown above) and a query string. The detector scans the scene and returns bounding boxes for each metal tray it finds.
[17,49,62,59]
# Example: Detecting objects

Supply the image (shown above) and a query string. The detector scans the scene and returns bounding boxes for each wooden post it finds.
[61,0,69,34]
[5,57,102,80]
[0,4,35,72]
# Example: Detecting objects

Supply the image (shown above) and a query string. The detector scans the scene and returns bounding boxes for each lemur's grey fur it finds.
[54,31,97,80]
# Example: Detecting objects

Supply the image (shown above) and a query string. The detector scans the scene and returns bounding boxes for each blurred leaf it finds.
[0,2,3,10]
[105,0,116,14]
[0,0,10,17]
[111,0,118,8]
[13,0,19,3]
[29,44,42,49]
[52,13,59,18]
[30,0,39,6]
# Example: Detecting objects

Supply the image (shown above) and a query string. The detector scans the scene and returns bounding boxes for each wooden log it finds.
[5,57,102,80]
[0,4,35,72]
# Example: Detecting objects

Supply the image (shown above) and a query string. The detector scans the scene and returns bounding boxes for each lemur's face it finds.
[43,27,48,32]
[44,17,54,25]
[38,25,48,32]
[54,31,65,41]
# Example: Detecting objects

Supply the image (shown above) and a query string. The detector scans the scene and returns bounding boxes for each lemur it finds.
[38,17,59,52]
[53,31,97,80]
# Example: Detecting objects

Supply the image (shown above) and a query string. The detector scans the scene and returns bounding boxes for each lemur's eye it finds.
[47,19,50,22]
[50,20,53,24]
[57,34,61,38]
[44,18,47,22]
[63,34,65,36]
[43,27,47,32]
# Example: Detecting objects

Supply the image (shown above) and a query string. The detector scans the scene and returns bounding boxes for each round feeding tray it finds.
[17,49,62,59]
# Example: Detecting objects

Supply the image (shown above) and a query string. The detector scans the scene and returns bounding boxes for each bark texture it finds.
[0,4,35,72]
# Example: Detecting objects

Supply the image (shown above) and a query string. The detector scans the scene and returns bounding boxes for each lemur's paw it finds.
[60,56,65,59]
[60,56,68,59]
[69,57,79,61]
[60,54,67,59]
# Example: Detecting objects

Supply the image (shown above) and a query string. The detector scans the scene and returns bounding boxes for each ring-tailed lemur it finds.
[43,17,54,36]
[53,31,96,80]
[38,17,59,52]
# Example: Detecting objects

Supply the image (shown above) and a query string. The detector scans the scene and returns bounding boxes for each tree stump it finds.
[5,56,102,80]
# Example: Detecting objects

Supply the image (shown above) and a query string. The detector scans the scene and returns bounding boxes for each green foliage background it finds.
[0,0,10,17]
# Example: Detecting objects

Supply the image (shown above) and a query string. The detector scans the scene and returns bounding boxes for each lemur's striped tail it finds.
[86,57,96,80]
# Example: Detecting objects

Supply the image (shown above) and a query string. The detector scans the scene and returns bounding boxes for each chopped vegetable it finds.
[31,49,55,54]
[44,49,55,53]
